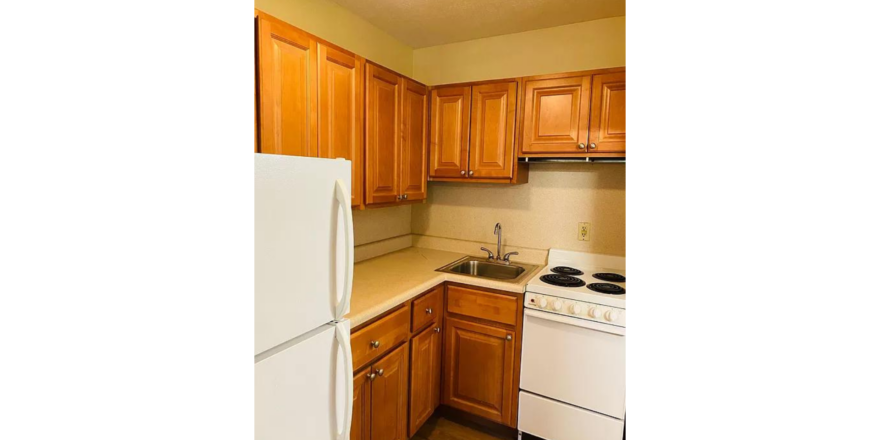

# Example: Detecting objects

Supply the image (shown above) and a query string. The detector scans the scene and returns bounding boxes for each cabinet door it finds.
[443,317,516,425]
[318,43,364,207]
[429,86,471,178]
[408,325,442,437]
[400,80,428,202]
[256,13,317,157]
[469,81,517,179]
[365,63,401,205]
[520,76,591,155]
[588,72,626,152]
[351,367,371,440]
[371,342,409,440]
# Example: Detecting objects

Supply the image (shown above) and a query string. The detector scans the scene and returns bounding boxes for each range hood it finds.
[518,157,625,164]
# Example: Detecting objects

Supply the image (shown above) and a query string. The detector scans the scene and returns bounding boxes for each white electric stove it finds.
[518,249,626,440]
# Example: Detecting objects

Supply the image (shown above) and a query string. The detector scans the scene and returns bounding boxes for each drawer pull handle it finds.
[434,327,441,333]
[506,334,512,341]
[370,340,380,349]
[426,307,433,315]
[377,368,384,377]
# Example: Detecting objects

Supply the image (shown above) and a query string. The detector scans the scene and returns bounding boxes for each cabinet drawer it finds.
[351,305,410,371]
[411,286,442,332]
[446,285,518,326]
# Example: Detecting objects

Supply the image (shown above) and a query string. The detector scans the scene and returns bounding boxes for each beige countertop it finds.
[345,247,544,328]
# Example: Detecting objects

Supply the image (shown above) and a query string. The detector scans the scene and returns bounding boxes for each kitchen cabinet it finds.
[255,10,366,207]
[519,68,626,157]
[349,342,409,440]
[429,81,526,183]
[255,12,317,157]
[588,71,626,153]
[442,284,523,427]
[351,367,371,440]
[370,342,409,440]
[408,286,442,436]
[365,62,429,207]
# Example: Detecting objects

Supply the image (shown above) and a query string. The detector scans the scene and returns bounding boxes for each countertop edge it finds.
[347,264,544,329]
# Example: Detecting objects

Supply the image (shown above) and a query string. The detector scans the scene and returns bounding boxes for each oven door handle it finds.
[524,309,626,336]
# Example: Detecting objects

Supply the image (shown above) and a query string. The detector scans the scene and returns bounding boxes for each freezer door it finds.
[255,154,353,355]
[255,320,353,440]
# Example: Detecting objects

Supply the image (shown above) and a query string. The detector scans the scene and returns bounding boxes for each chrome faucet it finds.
[494,223,502,259]
[481,223,518,264]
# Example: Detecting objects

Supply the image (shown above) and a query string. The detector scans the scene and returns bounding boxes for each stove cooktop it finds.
[526,250,626,308]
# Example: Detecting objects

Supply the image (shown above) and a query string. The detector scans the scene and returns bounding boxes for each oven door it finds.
[520,308,626,419]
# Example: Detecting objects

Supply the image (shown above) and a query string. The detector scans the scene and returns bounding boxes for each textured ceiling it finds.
[329,0,626,48]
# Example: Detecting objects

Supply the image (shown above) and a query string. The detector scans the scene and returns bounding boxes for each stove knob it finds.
[552,300,563,311]
[588,307,601,318]
[570,304,582,315]
[604,310,619,322]
[537,297,548,309]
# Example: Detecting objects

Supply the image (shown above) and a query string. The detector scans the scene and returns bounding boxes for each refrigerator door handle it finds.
[335,322,354,440]
[334,179,354,320]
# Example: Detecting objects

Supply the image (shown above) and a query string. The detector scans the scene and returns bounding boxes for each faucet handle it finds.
[502,251,519,262]
[480,247,495,260]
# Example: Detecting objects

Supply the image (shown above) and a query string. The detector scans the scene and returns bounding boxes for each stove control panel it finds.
[525,292,626,327]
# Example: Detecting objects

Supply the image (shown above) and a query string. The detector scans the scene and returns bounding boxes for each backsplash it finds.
[412,163,625,258]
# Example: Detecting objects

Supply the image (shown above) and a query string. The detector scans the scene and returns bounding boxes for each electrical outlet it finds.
[578,222,591,241]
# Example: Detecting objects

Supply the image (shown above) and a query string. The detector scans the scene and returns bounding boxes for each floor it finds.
[412,414,516,440]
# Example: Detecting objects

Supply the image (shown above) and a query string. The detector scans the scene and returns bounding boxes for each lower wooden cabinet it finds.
[350,341,409,440]
[351,368,371,440]
[408,324,442,437]
[442,316,518,426]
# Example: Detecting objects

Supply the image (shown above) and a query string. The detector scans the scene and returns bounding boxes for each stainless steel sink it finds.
[436,256,537,282]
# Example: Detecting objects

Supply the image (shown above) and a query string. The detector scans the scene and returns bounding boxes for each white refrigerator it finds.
[255,154,354,440]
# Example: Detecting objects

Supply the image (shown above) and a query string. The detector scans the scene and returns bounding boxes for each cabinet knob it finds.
[377,368,384,377]
[368,373,377,381]
[468,170,474,176]
[434,327,441,333]
[460,170,466,175]
[589,143,597,149]
[506,334,512,341]
[370,340,380,349]
[426,307,433,314]
[396,195,402,200]
[403,194,408,200]
[577,143,586,149]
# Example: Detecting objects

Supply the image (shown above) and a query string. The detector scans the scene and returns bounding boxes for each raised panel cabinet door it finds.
[370,342,409,440]
[408,324,442,437]
[400,80,428,202]
[256,13,318,157]
[318,43,364,207]
[469,81,517,179]
[588,72,626,152]
[365,63,401,205]
[520,76,591,155]
[351,367,371,440]
[442,316,516,425]
[429,86,471,178]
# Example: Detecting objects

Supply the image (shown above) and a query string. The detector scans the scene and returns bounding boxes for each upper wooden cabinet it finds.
[317,43,364,207]
[588,71,626,152]
[429,86,471,178]
[255,11,366,207]
[519,68,626,157]
[520,75,591,155]
[256,12,317,157]
[365,63,429,207]
[428,80,526,184]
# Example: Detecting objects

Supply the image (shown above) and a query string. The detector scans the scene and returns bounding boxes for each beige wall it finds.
[412,16,625,85]
[412,164,625,257]
[255,0,414,76]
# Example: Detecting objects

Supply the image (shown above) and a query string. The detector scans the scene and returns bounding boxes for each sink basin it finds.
[436,256,537,282]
